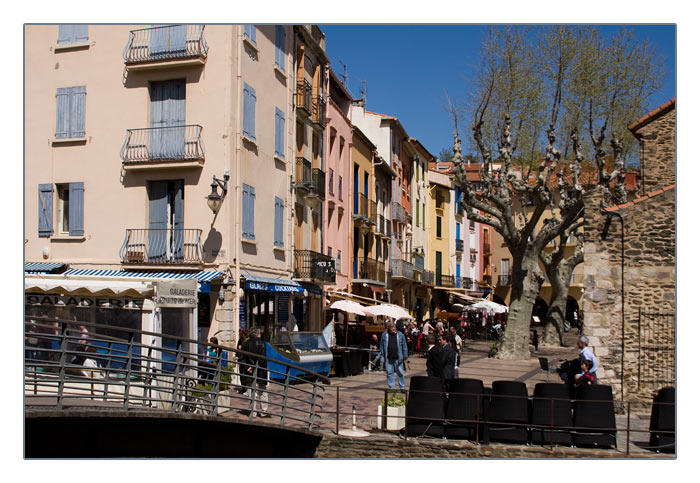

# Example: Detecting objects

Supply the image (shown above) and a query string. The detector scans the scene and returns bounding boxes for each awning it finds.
[448,291,482,304]
[242,274,303,293]
[54,269,223,293]
[25,276,154,297]
[24,262,66,274]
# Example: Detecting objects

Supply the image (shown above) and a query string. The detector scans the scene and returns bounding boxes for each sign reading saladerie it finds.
[155,280,198,308]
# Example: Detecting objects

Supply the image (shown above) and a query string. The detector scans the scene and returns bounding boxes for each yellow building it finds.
[427,167,454,314]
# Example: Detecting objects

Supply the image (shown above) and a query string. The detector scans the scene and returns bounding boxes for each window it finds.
[436,216,442,238]
[328,168,334,195]
[244,25,256,45]
[55,86,86,139]
[469,219,475,231]
[422,202,426,228]
[274,197,284,247]
[38,182,84,237]
[242,184,256,240]
[338,176,343,200]
[243,83,256,141]
[147,180,184,261]
[57,25,88,46]
[416,199,420,227]
[150,80,185,158]
[274,107,285,158]
[327,246,332,257]
[275,26,286,72]
[336,250,341,273]
[456,222,461,240]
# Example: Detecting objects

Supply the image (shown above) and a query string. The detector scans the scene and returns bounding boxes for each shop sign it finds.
[25,294,144,310]
[245,280,303,293]
[155,280,198,308]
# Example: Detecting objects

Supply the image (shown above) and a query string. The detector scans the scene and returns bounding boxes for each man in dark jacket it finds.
[425,335,441,378]
[240,327,269,418]
[438,333,456,390]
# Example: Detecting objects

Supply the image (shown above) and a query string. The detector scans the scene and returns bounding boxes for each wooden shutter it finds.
[74,25,88,43]
[275,107,285,158]
[274,196,284,247]
[70,86,86,138]
[38,184,53,237]
[172,180,184,260]
[57,25,73,45]
[243,83,256,141]
[150,25,169,55]
[148,180,168,260]
[244,25,256,44]
[242,184,255,240]
[55,88,71,138]
[68,182,84,236]
[275,26,286,71]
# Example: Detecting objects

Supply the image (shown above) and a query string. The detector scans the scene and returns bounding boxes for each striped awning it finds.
[24,262,66,274]
[64,269,223,283]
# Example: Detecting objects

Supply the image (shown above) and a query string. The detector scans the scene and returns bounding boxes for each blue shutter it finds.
[274,196,284,247]
[74,25,88,43]
[169,80,186,158]
[277,293,289,324]
[172,180,184,260]
[243,83,256,141]
[456,222,461,240]
[170,25,187,53]
[58,25,73,45]
[70,86,86,138]
[38,184,53,237]
[242,184,255,240]
[55,88,71,138]
[244,25,256,44]
[275,107,285,158]
[150,25,169,55]
[148,181,168,261]
[68,182,84,236]
[275,26,286,71]
[249,85,256,141]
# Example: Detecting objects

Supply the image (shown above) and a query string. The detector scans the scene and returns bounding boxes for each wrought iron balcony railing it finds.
[437,274,455,288]
[294,157,313,189]
[353,193,376,223]
[421,270,435,285]
[390,202,406,224]
[312,95,326,127]
[311,168,325,200]
[293,250,336,283]
[123,25,208,64]
[498,274,512,286]
[353,257,386,284]
[119,229,203,265]
[413,254,425,272]
[455,239,464,252]
[296,79,312,114]
[376,214,391,237]
[390,258,414,280]
[120,125,205,164]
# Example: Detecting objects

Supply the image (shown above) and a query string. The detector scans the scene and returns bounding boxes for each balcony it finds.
[391,258,414,280]
[293,250,336,284]
[391,202,406,224]
[455,239,464,252]
[296,79,312,115]
[376,214,391,238]
[498,274,512,286]
[123,25,208,70]
[437,274,455,288]
[119,229,203,265]
[353,257,386,284]
[293,157,313,190]
[120,125,205,169]
[310,168,326,201]
[421,270,435,285]
[353,193,376,226]
[312,95,326,128]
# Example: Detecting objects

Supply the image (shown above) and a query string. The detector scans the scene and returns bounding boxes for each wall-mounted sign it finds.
[25,294,144,310]
[155,280,198,308]
[245,280,303,293]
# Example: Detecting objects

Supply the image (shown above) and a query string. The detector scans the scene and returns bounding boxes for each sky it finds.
[320,24,676,159]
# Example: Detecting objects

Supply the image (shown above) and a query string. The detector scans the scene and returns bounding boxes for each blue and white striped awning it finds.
[24,262,66,274]
[62,269,224,293]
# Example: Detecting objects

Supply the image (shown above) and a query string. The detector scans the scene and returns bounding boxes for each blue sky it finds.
[320,24,676,158]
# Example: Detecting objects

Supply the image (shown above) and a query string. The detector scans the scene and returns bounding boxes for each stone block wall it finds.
[634,105,675,194]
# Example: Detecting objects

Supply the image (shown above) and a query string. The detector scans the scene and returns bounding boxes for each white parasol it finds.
[329,299,369,316]
[364,303,412,320]
[466,300,509,316]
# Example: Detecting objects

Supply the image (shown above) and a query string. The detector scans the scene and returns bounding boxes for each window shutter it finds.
[68,182,84,236]
[456,222,461,240]
[172,180,184,260]
[55,88,71,138]
[242,184,255,240]
[148,181,168,260]
[38,184,54,237]
[275,26,286,71]
[274,196,284,247]
[70,86,86,138]
[249,85,256,141]
[244,25,256,44]
[243,83,256,141]
[57,25,73,45]
[74,25,88,43]
[275,107,285,158]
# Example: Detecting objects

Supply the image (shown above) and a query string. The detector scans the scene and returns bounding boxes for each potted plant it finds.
[377,391,406,431]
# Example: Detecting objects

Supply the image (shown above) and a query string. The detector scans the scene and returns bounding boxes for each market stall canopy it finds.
[364,303,411,320]
[465,300,509,315]
[25,277,154,297]
[329,299,369,316]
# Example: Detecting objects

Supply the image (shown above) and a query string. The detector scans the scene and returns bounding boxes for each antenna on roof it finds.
[359,80,367,107]
[337,58,348,88]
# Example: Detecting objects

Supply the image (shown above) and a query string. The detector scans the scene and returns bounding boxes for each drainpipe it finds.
[233,25,243,346]
[602,209,625,405]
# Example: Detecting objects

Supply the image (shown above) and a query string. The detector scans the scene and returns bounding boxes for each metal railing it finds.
[376,214,391,237]
[638,311,676,388]
[437,274,455,288]
[421,270,435,285]
[293,250,336,283]
[353,193,376,222]
[294,157,313,188]
[24,317,328,430]
[456,239,464,252]
[391,202,406,224]
[296,79,312,114]
[311,168,326,200]
[120,125,205,164]
[498,274,512,286]
[119,229,203,264]
[123,25,208,64]
[312,95,326,127]
[354,257,386,284]
[391,258,414,280]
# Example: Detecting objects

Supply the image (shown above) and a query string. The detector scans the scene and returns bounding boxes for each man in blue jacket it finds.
[379,320,409,390]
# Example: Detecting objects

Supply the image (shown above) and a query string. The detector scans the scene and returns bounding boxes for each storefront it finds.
[240,274,304,341]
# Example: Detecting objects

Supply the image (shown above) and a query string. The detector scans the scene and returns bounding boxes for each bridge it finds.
[24,316,330,458]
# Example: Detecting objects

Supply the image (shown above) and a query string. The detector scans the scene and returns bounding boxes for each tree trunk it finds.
[496,249,542,359]
[541,267,568,346]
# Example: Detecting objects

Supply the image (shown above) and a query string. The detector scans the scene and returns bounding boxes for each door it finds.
[148,180,184,262]
[150,80,186,160]
[436,251,443,282]
[353,164,359,214]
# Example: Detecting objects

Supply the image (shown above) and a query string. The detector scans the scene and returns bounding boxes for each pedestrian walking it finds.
[379,321,409,391]
[241,327,270,418]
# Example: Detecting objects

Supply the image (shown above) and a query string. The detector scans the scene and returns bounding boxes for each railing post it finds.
[248,360,259,421]
[171,340,183,413]
[123,332,135,410]
[308,376,321,430]
[475,394,481,445]
[57,321,68,410]
[211,350,223,415]
[281,365,292,424]
[336,385,340,435]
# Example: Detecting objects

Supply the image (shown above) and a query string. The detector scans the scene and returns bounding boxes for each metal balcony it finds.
[309,168,326,200]
[376,214,391,238]
[312,95,326,128]
[353,193,376,224]
[296,79,312,115]
[421,270,435,285]
[120,125,205,165]
[123,25,208,66]
[498,274,512,286]
[455,239,464,252]
[390,202,406,224]
[390,258,414,280]
[353,257,386,284]
[119,228,203,265]
[294,157,313,190]
[437,274,455,288]
[293,250,336,283]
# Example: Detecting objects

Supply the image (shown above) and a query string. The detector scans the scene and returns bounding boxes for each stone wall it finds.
[635,105,676,195]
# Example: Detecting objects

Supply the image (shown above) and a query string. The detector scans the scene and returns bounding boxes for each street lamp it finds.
[207,171,230,214]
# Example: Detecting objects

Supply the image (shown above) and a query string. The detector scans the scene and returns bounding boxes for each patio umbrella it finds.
[364,303,411,320]
[329,299,369,346]
[468,300,509,316]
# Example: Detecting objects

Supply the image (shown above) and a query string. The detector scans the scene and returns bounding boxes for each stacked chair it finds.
[405,376,445,438]
[530,383,574,446]
[649,386,675,453]
[487,381,530,444]
[445,378,485,441]
[573,384,617,448]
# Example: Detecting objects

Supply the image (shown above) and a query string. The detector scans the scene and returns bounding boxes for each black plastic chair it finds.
[649,386,675,453]
[445,378,484,441]
[405,376,445,439]
[573,384,617,448]
[530,383,573,446]
[488,380,530,444]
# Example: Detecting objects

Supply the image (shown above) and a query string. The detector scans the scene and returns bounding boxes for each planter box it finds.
[377,405,406,431]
